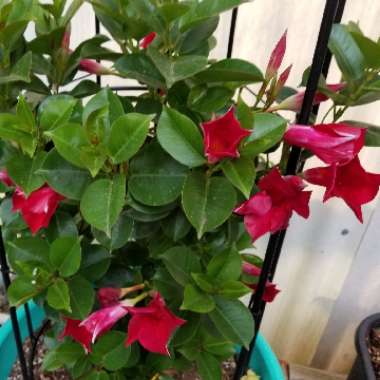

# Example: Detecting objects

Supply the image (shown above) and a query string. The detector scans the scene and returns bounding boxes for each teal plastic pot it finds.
[0,303,284,380]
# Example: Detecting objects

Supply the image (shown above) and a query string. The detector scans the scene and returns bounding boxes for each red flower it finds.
[235,168,311,241]
[125,293,186,355]
[242,262,280,303]
[97,288,122,308]
[79,59,113,75]
[12,185,65,234]
[284,123,366,165]
[266,31,287,80]
[304,156,380,222]
[80,304,129,344]
[140,32,157,49]
[274,64,292,96]
[269,83,345,112]
[59,318,93,353]
[201,107,251,164]
[0,169,13,187]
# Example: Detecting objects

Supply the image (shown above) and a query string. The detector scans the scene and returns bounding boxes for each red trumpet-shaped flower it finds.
[12,185,65,234]
[304,156,380,222]
[235,168,311,241]
[140,32,157,49]
[97,284,146,308]
[269,83,345,112]
[284,123,366,165]
[266,31,287,80]
[242,262,280,303]
[201,108,251,164]
[59,318,93,353]
[0,169,13,187]
[125,293,186,356]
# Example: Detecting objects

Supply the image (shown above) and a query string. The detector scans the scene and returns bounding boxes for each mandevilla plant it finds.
[0,1,380,379]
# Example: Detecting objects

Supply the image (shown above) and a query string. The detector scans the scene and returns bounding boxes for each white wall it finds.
[67,0,380,374]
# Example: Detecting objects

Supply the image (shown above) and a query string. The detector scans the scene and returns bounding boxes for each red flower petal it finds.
[201,107,251,164]
[304,156,380,222]
[235,168,311,240]
[0,170,13,187]
[125,293,186,356]
[242,262,281,303]
[97,288,122,308]
[274,64,292,95]
[59,318,92,353]
[80,305,128,343]
[12,185,65,234]
[140,32,157,49]
[285,123,365,164]
[79,59,112,75]
[266,31,287,80]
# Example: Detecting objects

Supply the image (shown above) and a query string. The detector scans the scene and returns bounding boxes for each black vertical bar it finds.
[0,232,30,380]
[227,8,239,58]
[233,0,343,378]
[24,303,35,341]
[95,16,101,86]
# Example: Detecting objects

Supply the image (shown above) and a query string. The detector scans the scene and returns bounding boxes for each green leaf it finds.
[196,352,221,380]
[129,142,188,206]
[182,171,237,239]
[181,284,215,313]
[68,275,95,320]
[80,174,126,235]
[161,246,201,286]
[196,59,263,83]
[50,237,81,277]
[209,297,254,349]
[38,95,77,130]
[179,0,248,31]
[47,278,71,312]
[242,113,286,157]
[7,276,39,306]
[91,331,131,371]
[0,114,36,157]
[45,122,88,169]
[45,211,78,242]
[108,113,153,164]
[207,249,242,283]
[202,334,235,357]
[92,211,134,251]
[6,151,46,195]
[191,273,215,293]
[350,32,380,69]
[17,96,35,132]
[188,85,233,113]
[0,51,33,84]
[82,370,110,380]
[221,157,255,198]
[80,244,111,282]
[38,148,92,200]
[329,24,365,81]
[69,80,101,98]
[43,342,84,371]
[218,280,251,298]
[236,96,254,130]
[147,47,208,88]
[161,209,192,242]
[157,107,206,167]
[115,53,166,89]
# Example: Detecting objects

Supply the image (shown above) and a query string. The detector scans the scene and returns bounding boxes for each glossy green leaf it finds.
[80,174,126,235]
[161,246,201,286]
[161,209,192,242]
[0,52,32,84]
[38,148,91,200]
[47,278,71,312]
[115,54,166,89]
[45,211,78,242]
[207,249,242,283]
[50,237,81,277]
[218,280,251,298]
[181,284,215,313]
[129,143,188,206]
[108,113,153,164]
[221,157,255,198]
[68,275,95,320]
[80,244,111,282]
[209,297,254,349]
[329,24,365,81]
[43,342,84,371]
[196,352,221,380]
[6,151,46,195]
[196,59,263,83]
[188,85,233,113]
[148,47,208,88]
[38,95,78,130]
[242,113,286,157]
[7,276,39,306]
[182,171,237,238]
[157,107,206,167]
[92,331,131,371]
[350,32,380,69]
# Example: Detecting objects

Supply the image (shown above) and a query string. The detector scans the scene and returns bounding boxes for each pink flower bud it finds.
[0,169,13,187]
[140,32,157,49]
[79,59,113,75]
[265,31,287,80]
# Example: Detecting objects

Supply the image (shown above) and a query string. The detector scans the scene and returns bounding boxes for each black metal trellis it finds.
[0,1,347,379]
